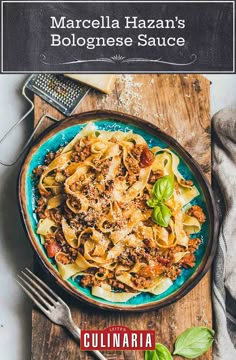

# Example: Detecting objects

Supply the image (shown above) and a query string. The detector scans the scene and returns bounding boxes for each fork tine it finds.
[17,275,53,310]
[21,270,56,306]
[25,268,67,305]
[17,280,49,315]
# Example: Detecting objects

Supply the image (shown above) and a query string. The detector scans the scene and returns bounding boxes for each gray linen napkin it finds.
[212,108,236,360]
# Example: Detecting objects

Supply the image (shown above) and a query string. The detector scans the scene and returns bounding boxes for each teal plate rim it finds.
[18,110,219,312]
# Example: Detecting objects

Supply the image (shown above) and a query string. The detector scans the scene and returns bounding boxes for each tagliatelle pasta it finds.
[33,122,206,302]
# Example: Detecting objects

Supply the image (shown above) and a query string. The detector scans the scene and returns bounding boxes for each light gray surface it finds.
[0,74,235,360]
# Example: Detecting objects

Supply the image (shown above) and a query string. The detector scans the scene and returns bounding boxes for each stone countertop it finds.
[0,74,235,360]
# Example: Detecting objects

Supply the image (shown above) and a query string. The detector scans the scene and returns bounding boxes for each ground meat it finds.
[187,205,206,224]
[115,218,127,230]
[81,183,99,198]
[35,197,46,218]
[140,192,149,201]
[157,256,171,266]
[44,152,55,165]
[132,274,152,289]
[56,253,72,265]
[94,158,112,175]
[117,163,126,177]
[33,165,46,177]
[97,267,106,275]
[80,146,91,161]
[108,278,133,292]
[83,208,97,227]
[181,253,196,268]
[68,247,78,260]
[118,202,130,210]
[70,153,80,163]
[64,204,78,220]
[164,265,181,280]
[98,197,110,212]
[70,182,81,192]
[133,199,147,211]
[69,217,83,232]
[148,169,164,184]
[80,274,103,288]
[150,246,169,259]
[125,156,140,174]
[59,242,78,260]
[105,180,114,192]
[80,273,132,292]
[143,238,153,247]
[118,249,136,267]
[188,238,201,253]
[170,245,185,254]
[71,139,91,162]
[118,247,152,267]
[45,230,77,260]
[108,279,125,290]
[132,144,144,160]
[86,267,98,274]
[49,208,63,224]
[180,179,194,187]
[55,231,66,246]
[68,196,81,211]
[127,174,137,186]
[134,190,150,209]
[80,275,94,288]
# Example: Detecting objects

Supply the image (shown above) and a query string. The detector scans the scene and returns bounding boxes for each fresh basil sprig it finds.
[145,343,173,360]
[144,326,214,360]
[147,175,174,227]
[152,204,172,228]
[152,175,174,202]
[173,326,215,359]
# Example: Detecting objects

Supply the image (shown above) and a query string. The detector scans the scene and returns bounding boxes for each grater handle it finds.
[0,83,59,166]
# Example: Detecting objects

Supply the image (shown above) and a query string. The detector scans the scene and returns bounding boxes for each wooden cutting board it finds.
[32,74,211,360]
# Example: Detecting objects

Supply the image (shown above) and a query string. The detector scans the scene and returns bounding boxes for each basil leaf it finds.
[152,204,171,227]
[155,343,173,360]
[145,350,158,360]
[147,198,160,208]
[145,344,172,360]
[173,326,215,359]
[152,175,174,202]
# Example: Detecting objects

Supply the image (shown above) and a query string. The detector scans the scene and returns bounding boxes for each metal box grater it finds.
[25,74,90,116]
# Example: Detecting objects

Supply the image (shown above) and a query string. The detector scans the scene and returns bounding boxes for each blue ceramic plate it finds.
[19,111,218,311]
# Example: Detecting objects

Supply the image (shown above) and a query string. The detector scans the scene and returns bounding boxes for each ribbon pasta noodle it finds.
[34,123,206,302]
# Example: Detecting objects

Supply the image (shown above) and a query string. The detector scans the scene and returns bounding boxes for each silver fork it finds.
[17,268,106,360]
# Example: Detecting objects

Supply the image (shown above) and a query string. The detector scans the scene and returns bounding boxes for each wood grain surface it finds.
[32,74,211,360]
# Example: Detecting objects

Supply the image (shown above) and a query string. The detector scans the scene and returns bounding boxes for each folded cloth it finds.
[212,108,236,360]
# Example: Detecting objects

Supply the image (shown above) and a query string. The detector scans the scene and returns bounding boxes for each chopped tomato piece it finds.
[45,241,61,258]
[140,146,154,168]
[139,264,164,278]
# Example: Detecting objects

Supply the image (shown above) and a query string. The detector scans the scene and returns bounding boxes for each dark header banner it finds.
[1,1,235,73]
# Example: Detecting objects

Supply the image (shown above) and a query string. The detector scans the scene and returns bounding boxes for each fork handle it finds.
[65,321,107,360]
